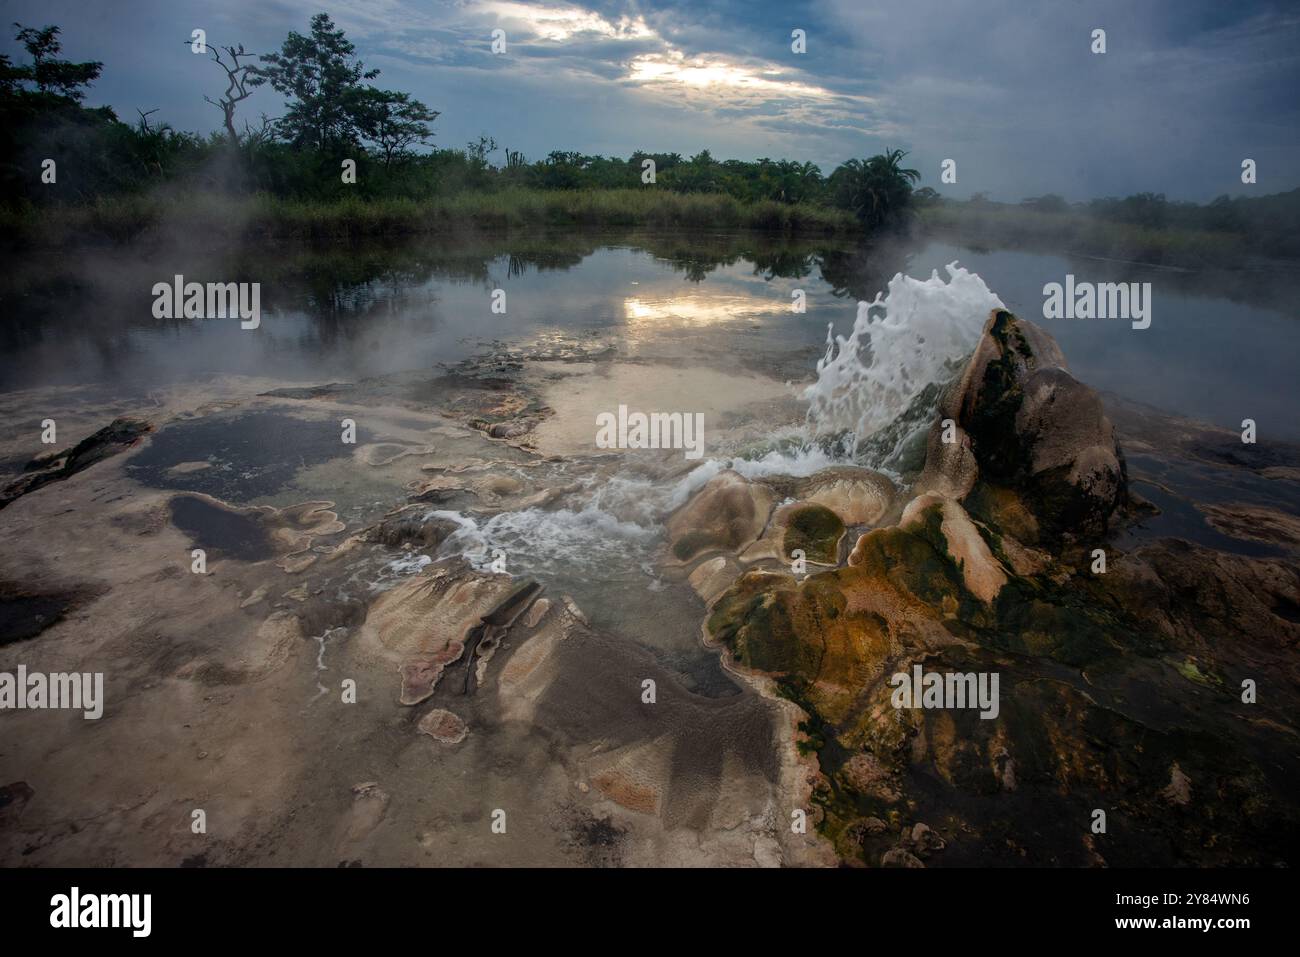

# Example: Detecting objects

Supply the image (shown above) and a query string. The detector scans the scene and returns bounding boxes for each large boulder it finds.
[937,309,1126,541]
[913,420,978,500]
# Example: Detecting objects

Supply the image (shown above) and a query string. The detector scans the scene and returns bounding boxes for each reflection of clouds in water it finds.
[623,293,792,326]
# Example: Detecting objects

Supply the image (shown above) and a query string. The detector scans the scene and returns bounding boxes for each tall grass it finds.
[917,203,1250,266]
[4,188,859,246]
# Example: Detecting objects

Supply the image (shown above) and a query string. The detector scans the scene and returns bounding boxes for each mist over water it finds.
[5,231,1294,440]
[7,229,1299,596]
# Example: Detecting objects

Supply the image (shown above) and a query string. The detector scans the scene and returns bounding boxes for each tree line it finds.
[2,11,1294,249]
[0,13,926,229]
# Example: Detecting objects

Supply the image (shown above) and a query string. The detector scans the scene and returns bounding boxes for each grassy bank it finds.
[917,202,1251,267]
[2,188,860,246]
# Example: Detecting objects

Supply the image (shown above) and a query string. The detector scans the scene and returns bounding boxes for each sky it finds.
[3,0,1298,201]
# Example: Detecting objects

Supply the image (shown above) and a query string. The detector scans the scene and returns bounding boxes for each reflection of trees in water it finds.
[0,231,898,371]
[644,233,848,283]
[506,250,587,278]
[750,250,815,281]
[289,247,482,320]
[4,227,1295,390]
[656,247,822,283]
[665,254,739,282]
[816,240,914,301]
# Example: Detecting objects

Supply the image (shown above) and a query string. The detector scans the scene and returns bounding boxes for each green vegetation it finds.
[827,150,920,230]
[782,504,846,565]
[0,15,908,243]
[4,14,1298,258]
[917,188,1300,265]
[0,189,859,245]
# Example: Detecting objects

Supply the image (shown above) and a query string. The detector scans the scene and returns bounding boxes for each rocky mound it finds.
[685,309,1299,867]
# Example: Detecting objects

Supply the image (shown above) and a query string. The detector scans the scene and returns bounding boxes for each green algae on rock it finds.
[782,503,846,565]
[690,308,1300,866]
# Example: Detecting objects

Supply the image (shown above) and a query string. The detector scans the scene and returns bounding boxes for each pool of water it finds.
[3,229,1295,442]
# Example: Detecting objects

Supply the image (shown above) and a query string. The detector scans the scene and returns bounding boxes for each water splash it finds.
[430,504,658,578]
[803,262,1004,453]
[400,266,1004,581]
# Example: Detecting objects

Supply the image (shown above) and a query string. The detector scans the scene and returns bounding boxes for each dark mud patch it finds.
[560,803,627,867]
[531,628,781,830]
[262,367,516,409]
[1200,502,1300,549]
[0,582,97,646]
[267,362,553,441]
[0,782,34,824]
[1271,593,1300,624]
[169,494,275,561]
[1115,451,1299,558]
[1189,435,1300,473]
[1107,395,1300,477]
[128,410,365,502]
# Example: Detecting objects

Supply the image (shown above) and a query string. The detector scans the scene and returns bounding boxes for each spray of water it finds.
[411,263,1006,580]
[803,262,1004,452]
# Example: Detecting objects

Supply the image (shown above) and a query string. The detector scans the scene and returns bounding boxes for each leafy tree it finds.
[1019,193,1069,214]
[1204,194,1244,232]
[253,13,379,150]
[0,23,117,201]
[353,88,438,166]
[829,149,920,229]
[667,149,722,193]
[10,23,101,102]
[466,135,498,168]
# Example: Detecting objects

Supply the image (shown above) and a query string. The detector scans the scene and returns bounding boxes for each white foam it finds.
[393,268,1003,580]
[803,262,1003,452]
[727,444,842,480]
[432,504,658,576]
[384,554,433,575]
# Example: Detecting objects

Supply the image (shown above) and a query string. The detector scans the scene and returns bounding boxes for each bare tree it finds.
[241,113,276,148]
[191,41,261,145]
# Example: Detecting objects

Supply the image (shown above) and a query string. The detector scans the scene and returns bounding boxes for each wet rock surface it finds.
[1,306,1295,870]
[0,417,152,509]
[953,310,1127,541]
[796,466,895,526]
[693,311,1300,866]
[666,470,775,563]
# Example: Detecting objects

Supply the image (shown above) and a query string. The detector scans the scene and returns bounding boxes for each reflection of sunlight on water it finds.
[623,293,790,325]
